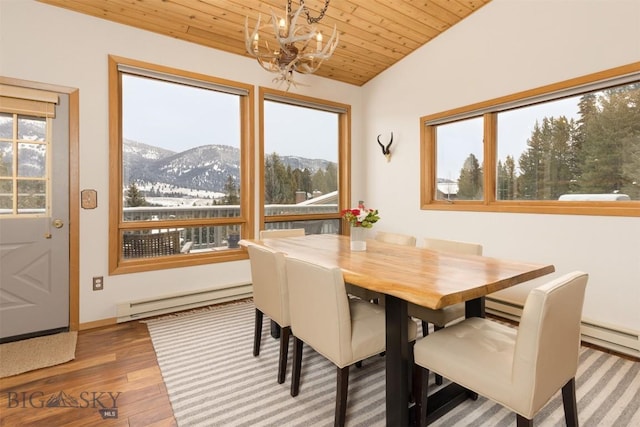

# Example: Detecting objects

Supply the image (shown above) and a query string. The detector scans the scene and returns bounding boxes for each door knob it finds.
[52,219,64,228]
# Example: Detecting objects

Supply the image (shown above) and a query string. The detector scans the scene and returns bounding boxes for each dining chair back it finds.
[287,258,355,366]
[285,256,417,427]
[247,244,291,384]
[375,231,417,246]
[513,272,587,418]
[423,237,482,255]
[410,238,483,334]
[412,271,588,427]
[259,228,305,239]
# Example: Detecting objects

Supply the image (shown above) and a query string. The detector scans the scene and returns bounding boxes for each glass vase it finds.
[350,225,367,251]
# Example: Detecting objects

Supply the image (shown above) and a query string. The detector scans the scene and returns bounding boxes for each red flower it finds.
[341,203,380,229]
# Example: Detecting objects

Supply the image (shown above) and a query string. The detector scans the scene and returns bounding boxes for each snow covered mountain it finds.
[123,139,333,195]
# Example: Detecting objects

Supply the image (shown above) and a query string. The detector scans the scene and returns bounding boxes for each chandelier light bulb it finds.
[278,18,287,37]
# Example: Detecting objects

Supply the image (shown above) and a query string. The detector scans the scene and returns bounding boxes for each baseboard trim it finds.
[79,317,117,330]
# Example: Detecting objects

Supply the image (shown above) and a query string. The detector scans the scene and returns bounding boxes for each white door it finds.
[0,91,69,341]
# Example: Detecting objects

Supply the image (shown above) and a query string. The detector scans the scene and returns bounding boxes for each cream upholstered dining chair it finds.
[259,228,305,239]
[247,244,291,384]
[412,271,589,427]
[258,229,305,341]
[409,237,483,385]
[346,231,417,303]
[409,238,483,336]
[285,256,418,427]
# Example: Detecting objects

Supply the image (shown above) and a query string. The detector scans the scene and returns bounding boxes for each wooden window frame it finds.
[258,87,351,233]
[108,56,254,274]
[421,62,640,217]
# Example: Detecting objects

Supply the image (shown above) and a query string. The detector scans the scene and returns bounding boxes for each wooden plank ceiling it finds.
[38,0,490,86]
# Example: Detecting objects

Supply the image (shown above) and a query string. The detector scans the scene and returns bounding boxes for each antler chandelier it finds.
[245,0,339,90]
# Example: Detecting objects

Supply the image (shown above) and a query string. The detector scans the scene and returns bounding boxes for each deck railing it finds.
[123,204,339,253]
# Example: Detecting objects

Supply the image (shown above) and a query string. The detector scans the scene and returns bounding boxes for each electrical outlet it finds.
[93,276,104,291]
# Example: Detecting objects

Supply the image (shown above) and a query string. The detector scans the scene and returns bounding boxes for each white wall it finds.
[0,0,364,324]
[362,0,640,331]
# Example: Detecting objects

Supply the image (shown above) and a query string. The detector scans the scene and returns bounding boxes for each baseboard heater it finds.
[486,299,640,359]
[116,282,253,323]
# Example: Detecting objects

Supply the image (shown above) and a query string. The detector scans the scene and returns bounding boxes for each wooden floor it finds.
[0,321,176,427]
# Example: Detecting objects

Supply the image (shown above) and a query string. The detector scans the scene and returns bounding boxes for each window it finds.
[0,86,58,216]
[421,62,640,216]
[109,56,254,274]
[259,88,350,234]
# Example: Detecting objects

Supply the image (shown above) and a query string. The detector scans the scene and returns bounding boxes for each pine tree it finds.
[497,155,517,200]
[125,182,147,207]
[223,175,239,205]
[546,116,575,199]
[264,152,291,203]
[572,93,597,189]
[457,153,483,199]
[620,84,640,198]
[324,162,338,192]
[312,168,327,194]
[301,168,313,195]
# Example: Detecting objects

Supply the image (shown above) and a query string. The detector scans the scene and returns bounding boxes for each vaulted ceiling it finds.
[39,0,490,86]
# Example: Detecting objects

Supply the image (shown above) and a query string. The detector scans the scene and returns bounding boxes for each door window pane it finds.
[18,116,46,141]
[0,113,50,217]
[0,142,12,175]
[0,114,12,138]
[18,142,46,177]
[0,179,12,214]
[17,179,45,213]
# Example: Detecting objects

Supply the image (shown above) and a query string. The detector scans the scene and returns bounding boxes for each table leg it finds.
[270,320,281,339]
[465,296,485,318]
[385,295,409,427]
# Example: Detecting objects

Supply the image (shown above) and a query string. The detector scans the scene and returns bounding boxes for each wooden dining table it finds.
[240,234,555,426]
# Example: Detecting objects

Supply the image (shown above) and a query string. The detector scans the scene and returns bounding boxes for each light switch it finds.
[81,189,97,209]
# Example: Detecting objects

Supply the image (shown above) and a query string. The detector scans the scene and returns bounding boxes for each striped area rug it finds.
[145,299,640,427]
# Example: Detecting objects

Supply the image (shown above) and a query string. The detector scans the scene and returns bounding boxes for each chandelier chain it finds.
[294,0,331,24]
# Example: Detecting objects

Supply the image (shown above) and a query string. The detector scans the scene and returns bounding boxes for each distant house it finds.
[437,182,458,200]
[296,190,338,205]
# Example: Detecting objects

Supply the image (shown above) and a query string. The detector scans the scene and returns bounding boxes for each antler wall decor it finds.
[377,132,393,162]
